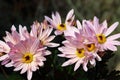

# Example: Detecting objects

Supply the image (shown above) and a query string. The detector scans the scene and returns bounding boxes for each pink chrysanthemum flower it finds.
[9,38,47,80]
[0,25,28,66]
[0,40,10,65]
[45,9,75,35]
[30,21,59,48]
[65,20,100,56]
[86,16,120,51]
[58,41,89,71]
[58,20,101,71]
[0,24,52,80]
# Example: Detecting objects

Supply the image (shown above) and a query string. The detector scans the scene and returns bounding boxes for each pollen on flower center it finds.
[57,23,66,31]
[76,48,85,58]
[86,43,95,52]
[96,34,106,44]
[22,53,33,63]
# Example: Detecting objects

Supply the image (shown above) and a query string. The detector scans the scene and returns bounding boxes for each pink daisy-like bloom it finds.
[9,38,47,80]
[58,20,102,71]
[86,16,120,51]
[30,21,59,48]
[58,40,89,71]
[0,24,52,80]
[45,9,75,35]
[58,40,100,71]
[0,25,28,66]
[0,40,10,65]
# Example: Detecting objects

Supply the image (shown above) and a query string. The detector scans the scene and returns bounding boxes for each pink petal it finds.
[54,30,63,35]
[45,16,56,28]
[52,12,58,24]
[19,25,26,40]
[38,61,44,66]
[65,9,74,22]
[14,62,22,67]
[45,36,55,42]
[30,62,37,71]
[0,54,9,61]
[93,16,99,29]
[76,20,82,29]
[38,56,46,61]
[58,54,65,57]
[20,64,28,74]
[11,25,16,31]
[102,20,107,29]
[43,50,51,56]
[107,40,120,45]
[4,31,15,43]
[58,54,76,58]
[38,26,43,38]
[1,58,10,65]
[99,20,107,34]
[37,47,47,52]
[45,28,53,38]
[22,26,30,39]
[64,26,78,37]
[56,12,62,24]
[5,61,13,67]
[62,58,78,67]
[83,61,88,71]
[95,54,102,61]
[30,25,37,38]
[58,47,64,52]
[106,44,117,51]
[105,22,119,36]
[90,59,96,66]
[15,42,26,54]
[27,70,33,80]
[84,21,94,37]
[74,60,82,71]
[30,39,39,54]
[14,64,24,71]
[107,33,120,41]
[40,28,49,40]
[45,43,59,47]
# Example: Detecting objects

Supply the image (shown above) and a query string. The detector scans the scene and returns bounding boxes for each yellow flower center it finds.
[96,34,106,44]
[22,52,33,63]
[76,48,85,58]
[86,43,96,52]
[57,23,66,31]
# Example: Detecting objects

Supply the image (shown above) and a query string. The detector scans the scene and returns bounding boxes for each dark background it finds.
[1,0,120,37]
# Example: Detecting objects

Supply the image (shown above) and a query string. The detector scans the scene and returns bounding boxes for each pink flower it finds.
[86,16,120,51]
[58,20,101,71]
[58,41,89,71]
[0,40,10,65]
[9,38,47,80]
[4,25,30,44]
[0,25,28,66]
[45,9,75,35]
[30,21,59,48]
[0,24,53,80]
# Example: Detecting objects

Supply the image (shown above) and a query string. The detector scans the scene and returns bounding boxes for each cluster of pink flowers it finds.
[0,9,120,80]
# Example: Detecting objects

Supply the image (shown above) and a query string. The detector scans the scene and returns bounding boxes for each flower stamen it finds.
[96,34,106,44]
[57,23,66,31]
[86,43,96,52]
[22,53,33,63]
[76,48,85,58]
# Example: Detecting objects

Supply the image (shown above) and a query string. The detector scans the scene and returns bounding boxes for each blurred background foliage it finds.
[0,0,120,80]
